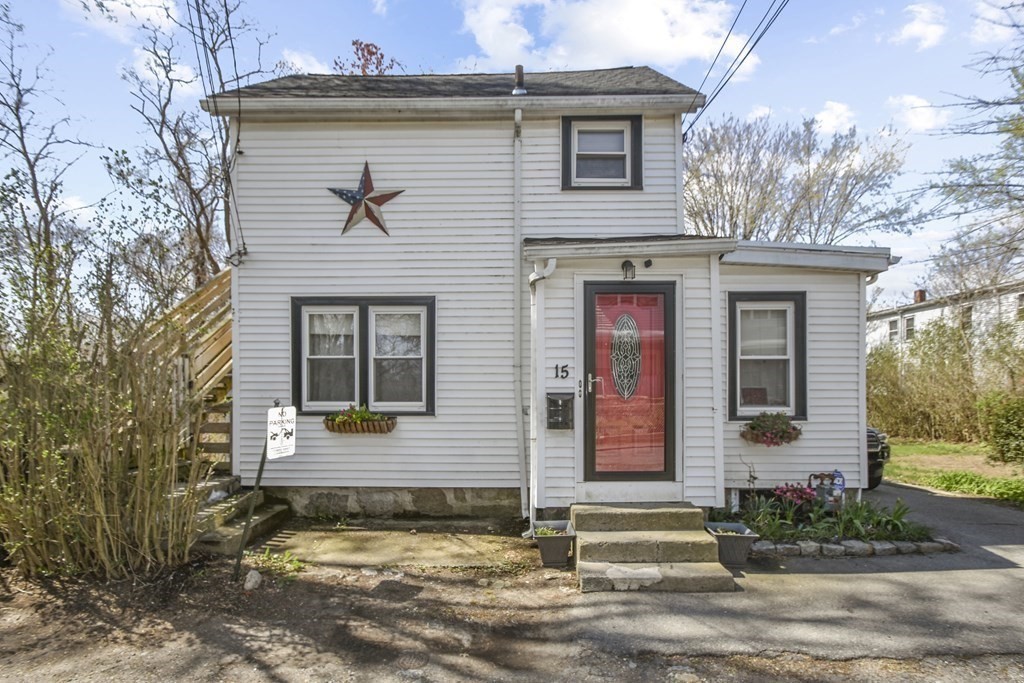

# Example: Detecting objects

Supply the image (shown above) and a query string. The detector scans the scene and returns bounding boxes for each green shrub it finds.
[711,493,931,543]
[978,392,1024,464]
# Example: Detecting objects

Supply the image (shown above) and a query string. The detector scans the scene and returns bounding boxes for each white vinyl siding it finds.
[722,268,868,489]
[533,257,719,509]
[231,121,521,488]
[523,114,680,236]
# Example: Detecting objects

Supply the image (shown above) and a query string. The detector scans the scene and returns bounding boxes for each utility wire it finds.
[685,0,791,139]
[185,0,247,260]
[681,0,749,134]
[220,0,248,258]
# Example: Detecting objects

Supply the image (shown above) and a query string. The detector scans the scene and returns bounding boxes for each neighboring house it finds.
[202,66,894,521]
[867,281,1024,351]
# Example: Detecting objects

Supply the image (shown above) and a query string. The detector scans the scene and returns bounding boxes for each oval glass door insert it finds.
[610,313,641,399]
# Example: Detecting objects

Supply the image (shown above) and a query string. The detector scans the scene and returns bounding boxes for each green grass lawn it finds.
[888,439,1024,508]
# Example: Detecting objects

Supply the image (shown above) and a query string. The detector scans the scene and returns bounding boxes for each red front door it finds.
[584,282,675,481]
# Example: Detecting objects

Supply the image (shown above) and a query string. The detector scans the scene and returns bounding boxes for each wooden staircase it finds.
[157,268,290,553]
[572,503,736,593]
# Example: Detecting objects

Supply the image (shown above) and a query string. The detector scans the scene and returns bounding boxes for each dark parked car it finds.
[866,427,891,490]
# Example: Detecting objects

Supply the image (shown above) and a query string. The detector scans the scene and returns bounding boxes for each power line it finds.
[220,0,247,259]
[185,0,247,260]
[685,0,791,139]
[681,0,749,133]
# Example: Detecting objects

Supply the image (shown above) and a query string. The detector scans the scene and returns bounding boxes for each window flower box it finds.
[322,417,396,434]
[739,411,801,447]
[323,404,396,434]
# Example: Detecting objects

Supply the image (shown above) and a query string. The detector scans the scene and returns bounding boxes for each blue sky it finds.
[13,0,1023,304]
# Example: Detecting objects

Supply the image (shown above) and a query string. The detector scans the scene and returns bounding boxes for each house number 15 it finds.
[553,364,569,379]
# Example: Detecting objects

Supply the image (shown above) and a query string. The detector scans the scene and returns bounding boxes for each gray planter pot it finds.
[705,522,760,567]
[531,520,575,568]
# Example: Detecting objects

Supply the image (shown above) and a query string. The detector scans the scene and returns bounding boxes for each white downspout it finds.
[513,106,528,519]
[528,258,557,529]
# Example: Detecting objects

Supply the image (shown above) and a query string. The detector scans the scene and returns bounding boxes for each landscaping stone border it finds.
[750,538,960,559]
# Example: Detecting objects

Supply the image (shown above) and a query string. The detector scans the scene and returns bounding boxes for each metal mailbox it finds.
[546,392,574,430]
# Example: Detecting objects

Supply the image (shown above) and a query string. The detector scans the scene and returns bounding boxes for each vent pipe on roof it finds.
[914,289,927,304]
[512,65,527,95]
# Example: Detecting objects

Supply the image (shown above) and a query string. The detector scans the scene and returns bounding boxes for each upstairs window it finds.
[904,316,915,341]
[562,116,642,190]
[1017,293,1024,321]
[888,319,899,343]
[293,297,435,415]
[729,292,807,421]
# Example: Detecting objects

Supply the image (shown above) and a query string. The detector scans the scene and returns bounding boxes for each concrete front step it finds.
[571,503,705,532]
[577,529,719,564]
[196,503,291,555]
[578,561,736,593]
[195,490,264,535]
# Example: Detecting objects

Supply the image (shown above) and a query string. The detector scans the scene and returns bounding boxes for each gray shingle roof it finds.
[217,66,698,99]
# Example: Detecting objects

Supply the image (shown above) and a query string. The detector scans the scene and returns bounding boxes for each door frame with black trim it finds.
[582,281,676,487]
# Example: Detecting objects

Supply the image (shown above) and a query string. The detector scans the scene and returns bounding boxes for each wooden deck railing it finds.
[147,268,233,403]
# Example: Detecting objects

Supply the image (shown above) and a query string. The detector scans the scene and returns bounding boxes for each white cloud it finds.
[805,12,867,44]
[814,101,855,134]
[371,0,388,16]
[280,49,332,75]
[457,0,762,79]
[890,3,947,50]
[886,94,950,132]
[59,0,178,44]
[830,12,866,37]
[747,105,771,121]
[970,1,1022,44]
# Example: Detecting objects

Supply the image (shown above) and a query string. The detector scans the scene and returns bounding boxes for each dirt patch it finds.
[3,544,1024,681]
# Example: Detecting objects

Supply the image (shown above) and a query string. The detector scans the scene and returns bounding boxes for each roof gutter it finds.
[523,237,737,261]
[721,241,894,274]
[200,94,707,121]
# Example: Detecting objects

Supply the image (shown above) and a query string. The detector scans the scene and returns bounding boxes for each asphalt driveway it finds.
[562,483,1024,661]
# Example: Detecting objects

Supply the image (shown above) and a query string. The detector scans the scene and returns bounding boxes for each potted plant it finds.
[739,411,801,447]
[323,404,397,434]
[704,522,760,567]
[531,520,575,568]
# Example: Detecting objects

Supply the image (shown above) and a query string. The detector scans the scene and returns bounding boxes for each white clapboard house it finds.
[203,66,895,520]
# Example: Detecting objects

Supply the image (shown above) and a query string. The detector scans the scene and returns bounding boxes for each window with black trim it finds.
[292,296,435,414]
[728,292,806,421]
[561,115,642,190]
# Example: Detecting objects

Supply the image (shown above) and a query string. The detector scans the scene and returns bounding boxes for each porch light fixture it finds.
[621,260,636,280]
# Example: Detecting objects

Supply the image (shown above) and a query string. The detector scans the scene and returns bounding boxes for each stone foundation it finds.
[264,486,521,519]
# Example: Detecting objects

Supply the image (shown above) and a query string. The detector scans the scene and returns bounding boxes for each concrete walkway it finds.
[564,483,1024,660]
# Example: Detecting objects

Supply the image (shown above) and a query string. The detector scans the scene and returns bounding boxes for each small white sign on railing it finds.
[267,406,296,459]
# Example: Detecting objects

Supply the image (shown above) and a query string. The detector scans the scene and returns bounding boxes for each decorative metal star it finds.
[327,162,404,235]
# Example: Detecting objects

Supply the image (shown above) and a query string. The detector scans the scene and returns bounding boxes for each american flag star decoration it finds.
[327,162,405,235]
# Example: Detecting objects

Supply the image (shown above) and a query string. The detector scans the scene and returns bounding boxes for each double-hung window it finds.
[728,292,806,421]
[293,297,435,414]
[904,316,915,341]
[562,115,642,189]
[888,319,899,343]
